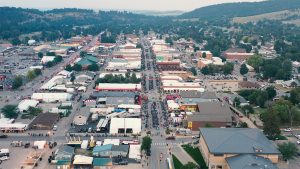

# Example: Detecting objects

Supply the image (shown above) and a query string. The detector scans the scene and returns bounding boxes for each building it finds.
[92,144,129,158]
[29,113,59,130]
[18,99,39,112]
[238,81,261,90]
[54,145,75,169]
[226,154,277,169]
[208,80,239,92]
[109,118,141,135]
[179,91,218,103]
[76,55,99,69]
[96,83,141,92]
[31,93,73,103]
[157,61,181,71]
[73,155,93,169]
[186,102,233,130]
[198,128,280,169]
[73,111,91,126]
[223,52,254,61]
[162,80,205,94]
[93,158,113,169]
[198,51,213,59]
[41,56,55,64]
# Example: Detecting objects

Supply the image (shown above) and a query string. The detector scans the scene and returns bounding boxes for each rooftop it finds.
[226,154,278,169]
[200,128,280,154]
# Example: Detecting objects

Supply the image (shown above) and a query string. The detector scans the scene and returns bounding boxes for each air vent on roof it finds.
[253,146,263,153]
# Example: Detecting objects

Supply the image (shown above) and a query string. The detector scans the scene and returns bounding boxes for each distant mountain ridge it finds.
[180,0,300,19]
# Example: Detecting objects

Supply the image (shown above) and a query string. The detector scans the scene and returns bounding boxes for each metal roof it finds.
[226,154,278,169]
[200,128,280,154]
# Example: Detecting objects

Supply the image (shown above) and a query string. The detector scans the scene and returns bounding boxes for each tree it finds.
[240,122,248,128]
[1,105,18,118]
[12,75,23,89]
[34,69,42,76]
[65,64,73,71]
[54,55,63,63]
[202,52,207,58]
[223,62,234,75]
[46,52,56,56]
[181,162,198,169]
[38,52,43,58]
[11,38,21,45]
[73,64,82,71]
[80,51,87,57]
[240,64,249,75]
[27,70,36,81]
[266,86,277,100]
[233,97,241,107]
[201,66,209,75]
[247,54,263,72]
[241,105,254,114]
[141,136,152,153]
[28,107,43,116]
[87,64,99,71]
[190,67,197,76]
[261,108,281,137]
[46,61,53,67]
[278,142,298,161]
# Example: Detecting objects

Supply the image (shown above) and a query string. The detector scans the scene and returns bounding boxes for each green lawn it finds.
[182,144,208,169]
[172,154,183,169]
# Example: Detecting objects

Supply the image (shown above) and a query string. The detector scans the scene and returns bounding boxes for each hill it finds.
[233,9,300,25]
[179,0,300,19]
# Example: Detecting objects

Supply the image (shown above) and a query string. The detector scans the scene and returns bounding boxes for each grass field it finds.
[172,154,183,169]
[182,144,208,169]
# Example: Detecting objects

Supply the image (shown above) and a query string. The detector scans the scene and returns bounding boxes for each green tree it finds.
[261,108,281,137]
[27,70,36,81]
[240,64,249,75]
[278,142,298,161]
[1,105,18,118]
[233,97,241,107]
[46,61,53,67]
[46,52,56,56]
[141,136,152,154]
[73,64,82,71]
[202,52,207,58]
[65,64,73,71]
[28,107,43,116]
[223,62,234,75]
[201,67,209,75]
[247,54,263,72]
[241,105,254,114]
[11,38,21,45]
[266,86,277,100]
[34,69,42,76]
[12,75,23,89]
[38,52,43,58]
[240,122,248,128]
[87,64,99,71]
[190,67,197,76]
[54,55,63,63]
[181,162,198,169]
[80,51,87,57]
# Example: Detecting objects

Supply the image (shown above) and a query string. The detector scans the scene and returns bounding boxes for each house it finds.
[186,102,233,130]
[198,128,280,169]
[54,145,75,169]
[29,113,59,130]
[109,118,141,135]
[220,93,249,107]
[93,158,113,169]
[238,81,261,90]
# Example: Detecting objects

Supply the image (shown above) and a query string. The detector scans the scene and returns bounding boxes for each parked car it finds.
[166,136,175,140]
[297,141,300,145]
[24,142,30,148]
[0,135,8,138]
[0,156,9,161]
[52,125,57,131]
[284,128,292,132]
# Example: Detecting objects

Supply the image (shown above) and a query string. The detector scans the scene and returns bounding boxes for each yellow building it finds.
[198,128,280,169]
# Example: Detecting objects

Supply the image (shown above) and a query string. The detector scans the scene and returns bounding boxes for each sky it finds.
[0,0,264,11]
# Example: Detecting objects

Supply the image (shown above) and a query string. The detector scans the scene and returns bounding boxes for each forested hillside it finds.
[180,0,300,19]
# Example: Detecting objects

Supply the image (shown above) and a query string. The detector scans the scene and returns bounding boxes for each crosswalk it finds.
[151,142,179,146]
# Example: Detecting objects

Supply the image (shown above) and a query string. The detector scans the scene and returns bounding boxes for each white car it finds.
[297,141,300,145]
[0,156,9,161]
[284,128,292,132]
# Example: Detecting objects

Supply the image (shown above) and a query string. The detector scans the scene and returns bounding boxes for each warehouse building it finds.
[31,93,73,103]
[109,118,141,135]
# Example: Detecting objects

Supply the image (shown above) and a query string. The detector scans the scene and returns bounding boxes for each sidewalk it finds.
[172,144,196,165]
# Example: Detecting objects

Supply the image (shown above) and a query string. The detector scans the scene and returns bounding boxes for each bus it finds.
[166,158,172,169]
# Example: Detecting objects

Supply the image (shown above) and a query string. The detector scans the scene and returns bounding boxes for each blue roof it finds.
[200,128,280,155]
[93,144,112,153]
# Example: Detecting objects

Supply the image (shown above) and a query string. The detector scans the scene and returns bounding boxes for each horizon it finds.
[0,0,264,12]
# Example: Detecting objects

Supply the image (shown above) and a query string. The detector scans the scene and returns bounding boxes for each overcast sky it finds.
[0,0,264,11]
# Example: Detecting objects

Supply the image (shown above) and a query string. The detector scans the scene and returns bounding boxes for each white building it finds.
[96,83,141,92]
[41,56,55,64]
[109,118,141,135]
[18,99,39,112]
[161,80,205,94]
[31,93,72,103]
